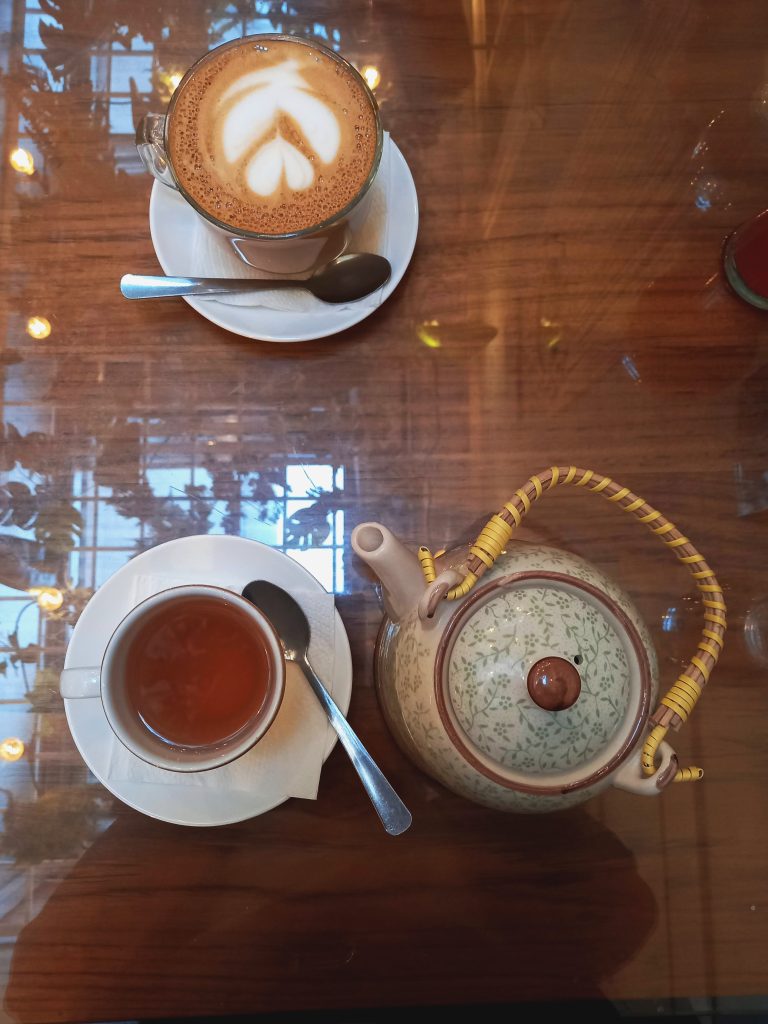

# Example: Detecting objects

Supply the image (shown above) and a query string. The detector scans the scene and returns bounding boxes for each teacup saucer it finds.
[148,137,418,343]
[63,535,352,827]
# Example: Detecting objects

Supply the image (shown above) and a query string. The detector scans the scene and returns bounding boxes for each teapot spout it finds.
[351,522,425,623]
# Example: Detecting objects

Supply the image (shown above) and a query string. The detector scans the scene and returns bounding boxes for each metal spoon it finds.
[242,580,412,836]
[120,253,391,303]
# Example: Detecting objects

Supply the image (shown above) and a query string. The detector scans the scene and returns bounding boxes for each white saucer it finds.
[63,535,352,827]
[148,138,419,343]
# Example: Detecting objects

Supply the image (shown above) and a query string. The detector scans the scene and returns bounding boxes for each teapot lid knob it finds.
[527,656,582,711]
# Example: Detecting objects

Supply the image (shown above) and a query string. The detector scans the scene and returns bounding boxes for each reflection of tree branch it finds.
[0,421,90,686]
[0,425,83,571]
[284,487,342,548]
[13,602,35,641]
[6,602,38,694]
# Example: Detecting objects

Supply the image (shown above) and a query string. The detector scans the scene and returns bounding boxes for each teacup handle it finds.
[136,113,178,190]
[60,667,101,699]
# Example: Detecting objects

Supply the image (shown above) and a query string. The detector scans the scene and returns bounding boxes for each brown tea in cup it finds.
[124,593,274,747]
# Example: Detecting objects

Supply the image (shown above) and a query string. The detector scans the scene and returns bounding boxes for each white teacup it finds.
[60,585,285,773]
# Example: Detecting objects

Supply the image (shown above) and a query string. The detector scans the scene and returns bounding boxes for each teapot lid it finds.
[435,572,652,794]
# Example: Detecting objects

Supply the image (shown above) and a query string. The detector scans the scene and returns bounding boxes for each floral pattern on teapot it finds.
[448,585,631,774]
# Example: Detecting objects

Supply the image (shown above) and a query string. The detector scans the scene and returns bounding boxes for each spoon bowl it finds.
[307,252,391,302]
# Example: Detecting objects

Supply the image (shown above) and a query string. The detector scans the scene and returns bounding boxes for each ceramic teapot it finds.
[352,466,726,812]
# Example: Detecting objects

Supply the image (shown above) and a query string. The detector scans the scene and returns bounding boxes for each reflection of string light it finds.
[10,147,34,175]
[0,738,25,762]
[26,316,51,340]
[158,70,184,96]
[361,65,381,91]
[540,316,562,349]
[28,586,64,611]
[417,319,441,349]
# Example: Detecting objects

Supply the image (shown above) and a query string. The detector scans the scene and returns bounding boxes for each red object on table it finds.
[724,208,768,307]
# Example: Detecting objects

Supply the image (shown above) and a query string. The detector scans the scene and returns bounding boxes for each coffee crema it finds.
[124,595,272,748]
[168,37,378,235]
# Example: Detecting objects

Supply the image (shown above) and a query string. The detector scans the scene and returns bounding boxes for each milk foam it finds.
[168,39,378,236]
[220,60,341,178]
[245,137,314,195]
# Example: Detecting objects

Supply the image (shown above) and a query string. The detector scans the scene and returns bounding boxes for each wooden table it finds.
[0,1,766,1021]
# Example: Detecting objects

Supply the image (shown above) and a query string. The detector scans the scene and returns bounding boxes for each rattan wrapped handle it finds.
[418,466,726,784]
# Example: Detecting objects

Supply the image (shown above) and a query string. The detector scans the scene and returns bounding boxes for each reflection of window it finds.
[281,465,345,594]
[70,458,346,595]
[22,3,155,130]
[210,14,274,45]
[18,2,158,176]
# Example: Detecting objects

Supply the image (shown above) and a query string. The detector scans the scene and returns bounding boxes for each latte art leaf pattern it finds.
[219,59,341,196]
[245,137,313,196]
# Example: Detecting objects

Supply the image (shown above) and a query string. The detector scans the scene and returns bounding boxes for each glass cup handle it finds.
[136,113,177,189]
[60,667,101,699]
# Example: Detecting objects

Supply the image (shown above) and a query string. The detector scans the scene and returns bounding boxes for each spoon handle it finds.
[299,654,412,836]
[120,274,300,299]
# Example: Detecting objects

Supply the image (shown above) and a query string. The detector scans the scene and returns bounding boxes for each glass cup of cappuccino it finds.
[137,35,383,274]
